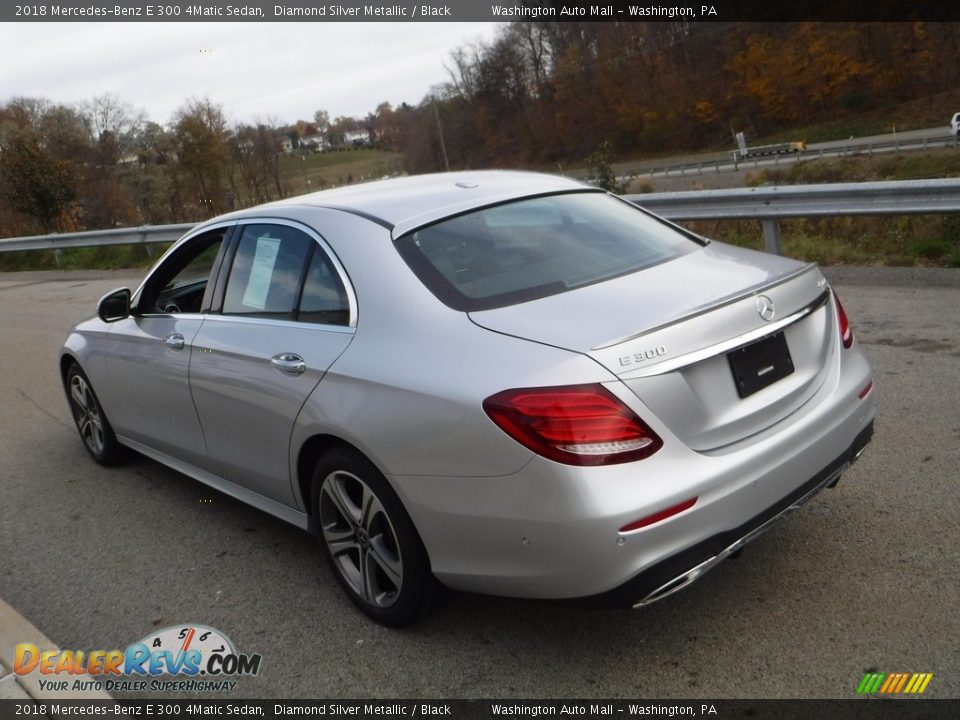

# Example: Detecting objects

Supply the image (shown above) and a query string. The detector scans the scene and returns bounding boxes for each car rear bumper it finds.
[579,420,873,608]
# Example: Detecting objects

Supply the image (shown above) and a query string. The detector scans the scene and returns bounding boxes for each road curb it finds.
[0,599,111,700]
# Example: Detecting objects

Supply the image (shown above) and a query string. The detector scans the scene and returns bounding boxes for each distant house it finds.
[300,133,329,152]
[343,129,371,147]
[277,137,293,154]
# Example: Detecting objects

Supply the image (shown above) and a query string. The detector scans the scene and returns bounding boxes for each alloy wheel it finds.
[69,373,105,456]
[318,470,404,608]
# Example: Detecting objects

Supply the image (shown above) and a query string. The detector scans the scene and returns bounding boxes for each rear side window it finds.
[395,192,698,311]
[220,222,351,326]
[223,225,312,319]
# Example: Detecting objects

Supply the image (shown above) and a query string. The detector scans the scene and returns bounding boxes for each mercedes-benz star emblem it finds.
[756,295,776,321]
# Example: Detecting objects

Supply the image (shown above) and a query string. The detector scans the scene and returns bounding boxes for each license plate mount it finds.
[727,331,795,398]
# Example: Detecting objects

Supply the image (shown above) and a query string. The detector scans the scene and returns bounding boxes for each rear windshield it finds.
[395,191,700,311]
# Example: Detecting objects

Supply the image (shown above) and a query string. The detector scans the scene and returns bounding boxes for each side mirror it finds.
[97,287,131,323]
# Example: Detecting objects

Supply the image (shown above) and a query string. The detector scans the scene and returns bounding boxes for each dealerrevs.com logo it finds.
[14,624,261,693]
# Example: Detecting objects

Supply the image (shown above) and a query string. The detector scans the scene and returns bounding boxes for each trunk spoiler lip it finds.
[616,286,831,381]
[592,262,819,351]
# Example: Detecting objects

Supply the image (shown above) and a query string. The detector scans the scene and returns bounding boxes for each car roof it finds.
[209,170,597,238]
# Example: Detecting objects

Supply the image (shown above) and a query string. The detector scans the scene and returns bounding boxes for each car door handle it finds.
[163,333,185,351]
[271,353,306,376]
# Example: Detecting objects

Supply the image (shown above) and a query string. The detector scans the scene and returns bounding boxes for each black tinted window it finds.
[142,230,225,314]
[396,192,698,311]
[223,225,312,319]
[298,249,350,326]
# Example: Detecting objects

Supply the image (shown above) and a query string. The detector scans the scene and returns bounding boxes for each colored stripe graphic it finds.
[857,673,885,694]
[857,672,933,694]
[911,673,933,694]
[879,674,896,693]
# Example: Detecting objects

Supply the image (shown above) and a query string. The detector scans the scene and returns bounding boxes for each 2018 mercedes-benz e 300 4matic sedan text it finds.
[61,171,874,624]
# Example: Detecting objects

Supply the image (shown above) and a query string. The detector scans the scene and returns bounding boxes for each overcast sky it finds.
[2,22,503,126]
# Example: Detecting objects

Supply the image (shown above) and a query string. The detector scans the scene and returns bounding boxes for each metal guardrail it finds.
[2,179,960,258]
[0,224,193,253]
[638,134,958,178]
[625,178,960,254]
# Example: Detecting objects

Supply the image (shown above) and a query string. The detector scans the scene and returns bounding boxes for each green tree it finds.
[587,142,628,194]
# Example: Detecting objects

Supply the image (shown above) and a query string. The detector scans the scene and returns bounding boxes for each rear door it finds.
[188,220,355,505]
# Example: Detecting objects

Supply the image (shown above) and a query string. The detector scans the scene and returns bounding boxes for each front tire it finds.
[312,447,448,625]
[65,362,127,466]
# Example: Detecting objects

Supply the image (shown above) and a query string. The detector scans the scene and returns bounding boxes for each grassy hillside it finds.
[278,148,404,196]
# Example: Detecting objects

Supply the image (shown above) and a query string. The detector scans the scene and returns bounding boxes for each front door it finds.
[105,227,229,465]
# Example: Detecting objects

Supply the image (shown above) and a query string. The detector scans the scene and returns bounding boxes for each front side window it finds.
[396,192,699,311]
[140,230,226,314]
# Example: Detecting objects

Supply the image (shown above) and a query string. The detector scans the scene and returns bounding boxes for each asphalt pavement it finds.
[0,266,957,699]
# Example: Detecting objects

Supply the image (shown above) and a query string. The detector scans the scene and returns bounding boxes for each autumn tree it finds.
[126,121,180,224]
[172,98,231,217]
[0,128,80,232]
[230,122,285,205]
[82,93,144,167]
[73,94,146,227]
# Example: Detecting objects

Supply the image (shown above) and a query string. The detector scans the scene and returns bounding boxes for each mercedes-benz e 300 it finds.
[61,172,874,624]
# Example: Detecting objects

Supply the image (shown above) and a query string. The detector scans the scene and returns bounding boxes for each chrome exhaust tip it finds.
[633,461,847,609]
[633,555,719,608]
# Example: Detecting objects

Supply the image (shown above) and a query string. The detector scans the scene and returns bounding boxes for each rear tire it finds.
[311,447,449,625]
[65,362,128,466]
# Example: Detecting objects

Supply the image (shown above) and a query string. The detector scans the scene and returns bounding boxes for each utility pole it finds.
[433,96,450,172]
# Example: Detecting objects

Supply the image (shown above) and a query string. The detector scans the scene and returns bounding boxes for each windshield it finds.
[395,192,700,311]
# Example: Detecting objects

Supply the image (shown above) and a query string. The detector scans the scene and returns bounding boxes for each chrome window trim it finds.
[618,289,831,380]
[130,313,210,320]
[199,313,355,335]
[131,217,358,329]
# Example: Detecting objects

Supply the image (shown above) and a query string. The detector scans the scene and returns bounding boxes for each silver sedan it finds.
[60,171,875,624]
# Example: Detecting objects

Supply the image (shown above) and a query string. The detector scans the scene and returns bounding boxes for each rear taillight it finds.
[834,292,854,349]
[483,384,663,466]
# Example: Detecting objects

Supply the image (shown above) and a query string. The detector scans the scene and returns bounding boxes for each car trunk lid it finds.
[469,243,835,451]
